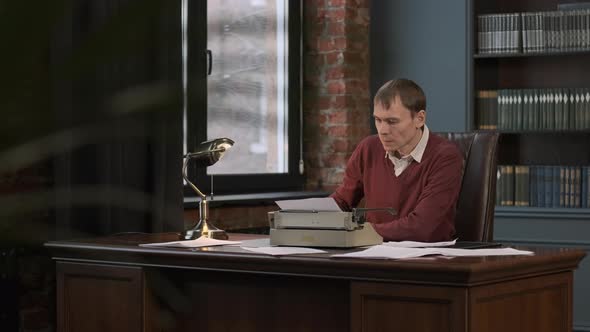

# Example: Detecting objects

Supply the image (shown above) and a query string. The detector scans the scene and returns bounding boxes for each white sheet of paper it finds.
[432,247,534,257]
[239,238,271,248]
[241,246,327,256]
[275,197,341,211]
[331,245,534,259]
[331,245,439,259]
[140,236,241,248]
[383,239,457,248]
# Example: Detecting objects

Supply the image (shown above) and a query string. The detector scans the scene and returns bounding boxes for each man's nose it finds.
[377,122,389,134]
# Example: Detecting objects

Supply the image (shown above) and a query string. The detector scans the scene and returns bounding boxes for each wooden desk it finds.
[45,233,586,332]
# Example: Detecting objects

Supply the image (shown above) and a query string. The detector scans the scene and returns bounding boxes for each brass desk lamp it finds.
[180,137,234,240]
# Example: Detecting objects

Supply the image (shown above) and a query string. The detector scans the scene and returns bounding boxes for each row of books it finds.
[477,9,590,54]
[476,88,590,130]
[496,165,590,208]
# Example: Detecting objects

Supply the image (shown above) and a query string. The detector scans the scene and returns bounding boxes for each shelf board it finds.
[473,129,590,135]
[474,49,590,59]
[495,206,590,219]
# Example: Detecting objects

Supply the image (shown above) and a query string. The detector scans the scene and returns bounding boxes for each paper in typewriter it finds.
[275,197,342,211]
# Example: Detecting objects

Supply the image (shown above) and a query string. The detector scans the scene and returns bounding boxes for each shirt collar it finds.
[410,125,429,163]
[385,125,429,163]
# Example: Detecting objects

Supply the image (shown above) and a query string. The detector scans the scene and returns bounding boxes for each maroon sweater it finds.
[331,134,463,242]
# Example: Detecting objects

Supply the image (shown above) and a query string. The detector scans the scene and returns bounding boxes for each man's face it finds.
[373,96,426,155]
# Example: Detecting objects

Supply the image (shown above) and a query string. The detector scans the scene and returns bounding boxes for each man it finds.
[331,79,463,242]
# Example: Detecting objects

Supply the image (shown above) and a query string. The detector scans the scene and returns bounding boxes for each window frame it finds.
[185,0,303,196]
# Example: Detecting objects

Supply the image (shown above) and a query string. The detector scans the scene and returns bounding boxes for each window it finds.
[184,0,302,195]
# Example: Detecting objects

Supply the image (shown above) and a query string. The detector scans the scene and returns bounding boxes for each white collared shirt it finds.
[386,125,429,176]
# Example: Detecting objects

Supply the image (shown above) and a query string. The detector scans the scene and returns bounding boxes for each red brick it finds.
[342,79,364,94]
[342,51,364,65]
[353,0,369,6]
[357,110,372,123]
[326,67,344,80]
[325,8,346,20]
[327,170,345,186]
[328,110,349,123]
[320,168,345,186]
[357,101,371,113]
[317,96,331,110]
[331,139,354,153]
[326,81,345,94]
[325,52,343,65]
[327,124,351,137]
[355,8,370,25]
[322,154,348,168]
[327,22,345,35]
[306,0,325,7]
[345,7,359,20]
[314,8,327,21]
[327,0,345,7]
[350,121,371,138]
[317,38,335,52]
[331,95,352,109]
[334,37,348,50]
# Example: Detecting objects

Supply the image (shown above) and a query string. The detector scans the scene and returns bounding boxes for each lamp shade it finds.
[186,137,234,168]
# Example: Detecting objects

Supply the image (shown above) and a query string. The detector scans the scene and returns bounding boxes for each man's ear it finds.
[416,110,426,127]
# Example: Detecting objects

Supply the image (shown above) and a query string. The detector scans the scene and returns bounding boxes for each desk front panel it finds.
[351,282,467,332]
[56,260,575,332]
[57,262,144,332]
[48,234,585,332]
[350,272,573,332]
[143,267,349,332]
[469,272,572,332]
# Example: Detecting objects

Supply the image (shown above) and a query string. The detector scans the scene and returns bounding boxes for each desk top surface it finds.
[46,232,586,286]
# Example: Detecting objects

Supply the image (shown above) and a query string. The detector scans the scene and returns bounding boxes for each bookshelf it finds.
[472,0,590,211]
[471,1,590,330]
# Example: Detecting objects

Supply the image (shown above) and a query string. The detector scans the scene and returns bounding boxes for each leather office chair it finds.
[436,132,499,242]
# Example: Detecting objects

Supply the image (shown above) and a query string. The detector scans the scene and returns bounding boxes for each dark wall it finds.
[1,0,184,330]
[370,0,471,132]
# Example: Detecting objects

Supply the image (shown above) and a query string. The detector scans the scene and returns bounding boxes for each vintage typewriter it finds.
[268,208,396,248]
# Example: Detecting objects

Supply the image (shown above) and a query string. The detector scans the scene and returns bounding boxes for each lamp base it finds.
[179,222,229,241]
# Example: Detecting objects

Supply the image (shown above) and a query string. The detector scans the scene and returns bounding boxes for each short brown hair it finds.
[374,78,426,114]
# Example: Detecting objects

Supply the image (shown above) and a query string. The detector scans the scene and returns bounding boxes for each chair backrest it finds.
[436,132,499,242]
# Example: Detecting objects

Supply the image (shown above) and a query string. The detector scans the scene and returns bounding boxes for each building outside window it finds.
[183,0,302,195]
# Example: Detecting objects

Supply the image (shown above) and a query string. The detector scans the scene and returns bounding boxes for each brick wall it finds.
[303,0,371,191]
